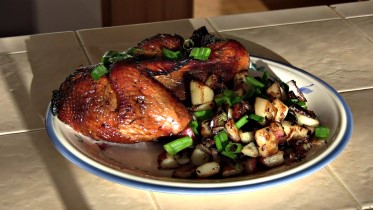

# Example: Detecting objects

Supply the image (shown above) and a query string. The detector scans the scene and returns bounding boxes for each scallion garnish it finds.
[189,47,211,61]
[214,135,223,152]
[91,64,108,81]
[221,151,237,160]
[218,130,228,142]
[190,120,199,136]
[162,48,182,60]
[215,95,231,107]
[315,126,330,139]
[235,115,249,129]
[248,113,264,123]
[225,142,243,154]
[163,136,193,155]
[246,76,265,89]
[194,110,213,121]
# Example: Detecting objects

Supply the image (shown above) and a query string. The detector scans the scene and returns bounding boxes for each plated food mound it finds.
[51,27,330,179]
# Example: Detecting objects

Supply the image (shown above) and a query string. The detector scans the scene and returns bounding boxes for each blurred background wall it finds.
[0,0,101,38]
[0,0,361,38]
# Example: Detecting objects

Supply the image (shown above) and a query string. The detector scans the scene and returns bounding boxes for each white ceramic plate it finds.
[45,56,353,194]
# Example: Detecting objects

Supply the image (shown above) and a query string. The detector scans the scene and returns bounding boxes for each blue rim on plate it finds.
[45,56,353,195]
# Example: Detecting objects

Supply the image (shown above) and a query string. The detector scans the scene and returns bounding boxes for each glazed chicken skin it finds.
[54,64,191,143]
[51,27,250,143]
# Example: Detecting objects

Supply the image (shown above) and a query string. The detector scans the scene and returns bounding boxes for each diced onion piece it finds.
[190,80,214,105]
[196,162,220,178]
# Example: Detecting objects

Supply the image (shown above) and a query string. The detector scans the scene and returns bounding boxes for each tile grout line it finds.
[72,31,94,65]
[0,128,45,137]
[325,166,363,210]
[329,6,373,44]
[149,191,162,210]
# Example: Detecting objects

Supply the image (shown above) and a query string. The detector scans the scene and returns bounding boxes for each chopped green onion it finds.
[225,142,243,154]
[101,50,132,67]
[214,135,223,152]
[235,115,249,129]
[91,64,108,80]
[194,110,213,121]
[218,130,228,142]
[246,77,265,89]
[189,47,211,61]
[190,120,199,136]
[221,151,237,160]
[215,95,231,107]
[262,71,269,81]
[315,126,330,139]
[101,50,119,66]
[296,101,308,109]
[248,114,264,123]
[162,48,182,60]
[163,136,193,155]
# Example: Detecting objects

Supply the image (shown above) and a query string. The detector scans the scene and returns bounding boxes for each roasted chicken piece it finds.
[53,63,191,143]
[51,27,250,144]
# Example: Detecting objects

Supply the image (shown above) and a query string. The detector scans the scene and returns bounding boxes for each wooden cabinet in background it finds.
[101,0,193,26]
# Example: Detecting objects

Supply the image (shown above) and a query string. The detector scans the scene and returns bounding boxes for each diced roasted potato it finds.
[205,74,224,91]
[255,126,278,157]
[288,105,320,127]
[268,122,286,142]
[239,130,254,143]
[282,121,311,141]
[266,82,282,100]
[196,162,221,178]
[158,151,179,169]
[241,142,259,157]
[294,112,320,127]
[272,98,288,122]
[190,80,214,105]
[225,119,240,142]
[233,70,249,86]
[259,151,285,168]
[191,144,211,166]
[200,120,212,137]
[254,97,278,124]
[190,102,214,111]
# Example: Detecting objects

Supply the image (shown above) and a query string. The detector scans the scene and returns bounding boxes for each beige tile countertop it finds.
[1,1,372,209]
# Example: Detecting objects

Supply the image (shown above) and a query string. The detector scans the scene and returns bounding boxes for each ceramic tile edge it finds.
[325,166,363,209]
[331,1,373,18]
[207,6,340,32]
